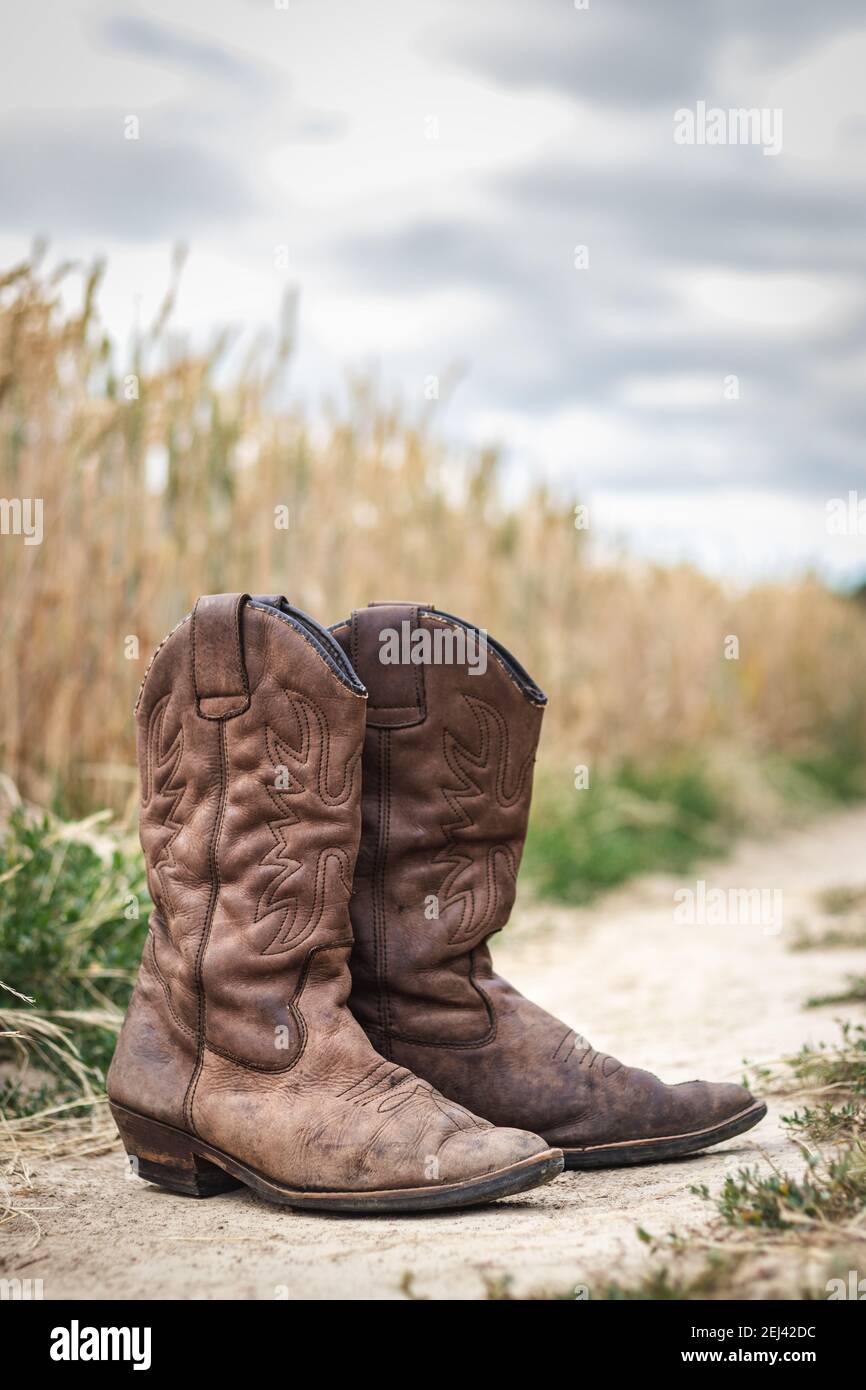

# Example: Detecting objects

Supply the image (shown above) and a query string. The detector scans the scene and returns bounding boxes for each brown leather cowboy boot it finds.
[330,602,767,1168]
[107,594,562,1210]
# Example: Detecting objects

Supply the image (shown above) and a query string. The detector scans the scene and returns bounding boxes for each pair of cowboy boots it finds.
[108,595,765,1212]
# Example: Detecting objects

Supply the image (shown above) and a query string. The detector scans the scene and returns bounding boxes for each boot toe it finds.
[546,1064,763,1152]
[672,1079,759,1130]
[437,1125,552,1183]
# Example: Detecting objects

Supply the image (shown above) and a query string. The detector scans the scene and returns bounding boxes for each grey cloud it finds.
[0,115,259,239]
[100,15,267,90]
[329,183,866,496]
[98,14,347,144]
[501,159,866,277]
[333,151,866,305]
[438,0,866,109]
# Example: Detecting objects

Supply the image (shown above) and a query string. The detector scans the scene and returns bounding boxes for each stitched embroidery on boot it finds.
[255,692,359,954]
[436,694,533,946]
[143,694,185,920]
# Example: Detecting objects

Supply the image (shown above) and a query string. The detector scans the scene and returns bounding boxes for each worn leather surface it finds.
[108,595,550,1191]
[331,603,758,1148]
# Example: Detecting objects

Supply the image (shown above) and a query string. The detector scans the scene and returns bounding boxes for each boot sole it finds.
[559,1099,768,1169]
[110,1102,564,1213]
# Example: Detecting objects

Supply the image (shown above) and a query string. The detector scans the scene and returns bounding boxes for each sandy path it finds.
[5,805,865,1301]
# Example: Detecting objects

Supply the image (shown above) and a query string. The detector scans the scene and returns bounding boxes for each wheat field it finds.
[1,253,865,813]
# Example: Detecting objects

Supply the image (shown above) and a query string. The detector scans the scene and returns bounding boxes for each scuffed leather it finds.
[332,604,759,1149]
[108,595,550,1192]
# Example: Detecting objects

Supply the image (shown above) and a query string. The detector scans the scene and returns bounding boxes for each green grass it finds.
[792,881,866,953]
[748,1023,866,1143]
[791,743,866,802]
[523,753,866,906]
[695,1023,866,1234]
[784,1101,864,1145]
[469,1250,746,1301]
[818,885,866,916]
[0,802,149,1114]
[523,758,734,905]
[792,925,866,952]
[779,1022,866,1099]
[807,977,866,1009]
[599,1254,744,1301]
[694,1147,866,1232]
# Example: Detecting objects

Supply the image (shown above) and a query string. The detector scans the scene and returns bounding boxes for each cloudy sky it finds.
[2,1,865,582]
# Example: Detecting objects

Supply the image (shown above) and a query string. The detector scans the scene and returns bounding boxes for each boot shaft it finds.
[132,595,367,1076]
[331,603,546,1051]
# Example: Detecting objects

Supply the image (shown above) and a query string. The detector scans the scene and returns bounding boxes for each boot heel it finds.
[110,1102,242,1198]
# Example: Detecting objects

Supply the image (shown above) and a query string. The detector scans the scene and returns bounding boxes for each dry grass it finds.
[790,884,866,952]
[0,782,144,1180]
[2,251,865,812]
[0,976,122,1246]
[0,1095,119,1252]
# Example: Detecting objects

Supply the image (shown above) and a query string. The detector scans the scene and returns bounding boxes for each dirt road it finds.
[6,805,865,1300]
